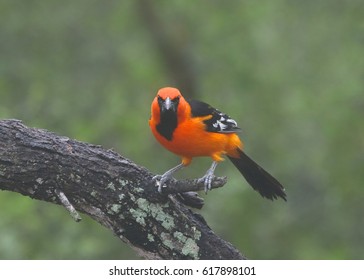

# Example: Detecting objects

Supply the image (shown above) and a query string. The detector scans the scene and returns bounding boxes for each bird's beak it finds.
[164,97,172,111]
[158,96,179,113]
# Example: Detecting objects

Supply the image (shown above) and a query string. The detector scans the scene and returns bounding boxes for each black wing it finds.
[188,99,241,133]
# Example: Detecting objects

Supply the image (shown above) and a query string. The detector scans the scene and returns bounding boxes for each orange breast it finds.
[150,116,243,161]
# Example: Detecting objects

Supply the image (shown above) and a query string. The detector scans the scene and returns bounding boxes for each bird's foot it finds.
[198,161,218,194]
[198,173,215,194]
[153,174,173,193]
[153,163,185,193]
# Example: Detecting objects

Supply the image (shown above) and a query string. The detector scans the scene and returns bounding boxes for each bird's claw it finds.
[152,174,169,193]
[198,174,215,194]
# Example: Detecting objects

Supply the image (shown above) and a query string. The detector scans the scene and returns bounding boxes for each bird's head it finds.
[156,87,182,113]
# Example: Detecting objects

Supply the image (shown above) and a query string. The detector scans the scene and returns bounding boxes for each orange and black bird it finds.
[149,87,286,201]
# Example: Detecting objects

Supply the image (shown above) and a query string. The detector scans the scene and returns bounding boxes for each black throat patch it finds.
[156,110,178,141]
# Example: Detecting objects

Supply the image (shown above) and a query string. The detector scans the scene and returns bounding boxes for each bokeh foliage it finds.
[0,0,363,259]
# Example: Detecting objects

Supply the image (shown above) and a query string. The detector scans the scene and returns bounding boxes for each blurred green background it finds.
[1,0,363,259]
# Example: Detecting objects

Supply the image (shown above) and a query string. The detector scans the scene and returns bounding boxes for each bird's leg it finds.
[198,161,219,193]
[153,163,185,193]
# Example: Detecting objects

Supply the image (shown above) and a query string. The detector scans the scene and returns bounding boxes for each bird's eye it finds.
[157,95,164,102]
[173,95,181,102]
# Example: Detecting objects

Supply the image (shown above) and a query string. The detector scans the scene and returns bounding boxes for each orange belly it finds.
[151,117,243,161]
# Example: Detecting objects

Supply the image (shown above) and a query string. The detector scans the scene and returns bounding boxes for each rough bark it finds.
[0,119,245,260]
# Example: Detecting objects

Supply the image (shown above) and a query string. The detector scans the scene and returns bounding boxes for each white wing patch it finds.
[211,112,238,132]
[213,120,227,130]
[188,99,240,133]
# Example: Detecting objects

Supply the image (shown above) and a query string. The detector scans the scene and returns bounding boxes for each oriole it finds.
[149,87,286,201]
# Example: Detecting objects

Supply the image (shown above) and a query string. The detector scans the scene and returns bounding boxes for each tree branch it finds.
[156,176,228,194]
[0,119,245,260]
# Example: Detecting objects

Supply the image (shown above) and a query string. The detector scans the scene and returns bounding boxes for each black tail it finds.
[228,149,287,201]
